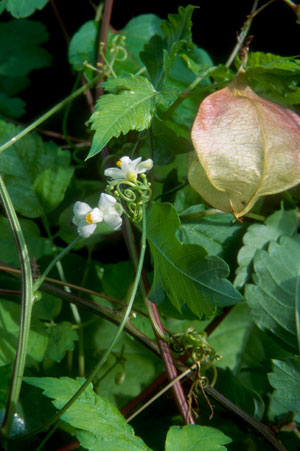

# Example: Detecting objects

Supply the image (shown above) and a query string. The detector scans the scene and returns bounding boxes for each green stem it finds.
[12,206,147,441]
[162,68,215,122]
[0,175,33,437]
[225,0,259,68]
[0,75,102,155]
[33,237,81,293]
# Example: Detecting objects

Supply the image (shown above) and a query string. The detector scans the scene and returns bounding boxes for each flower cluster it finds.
[73,193,123,238]
[72,156,153,238]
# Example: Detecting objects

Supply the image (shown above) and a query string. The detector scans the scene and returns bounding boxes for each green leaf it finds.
[24,377,151,450]
[88,76,157,158]
[69,15,162,76]
[179,211,244,261]
[4,0,48,18]
[209,303,253,371]
[148,117,193,165]
[0,121,74,218]
[0,216,52,267]
[147,203,242,318]
[141,5,197,89]
[0,19,51,116]
[45,322,78,363]
[68,20,98,71]
[235,208,298,288]
[140,35,165,88]
[0,299,48,366]
[243,52,300,106]
[0,92,25,118]
[268,356,300,422]
[215,368,265,420]
[165,425,231,451]
[122,14,162,59]
[245,235,300,352]
[0,20,51,77]
[161,5,196,77]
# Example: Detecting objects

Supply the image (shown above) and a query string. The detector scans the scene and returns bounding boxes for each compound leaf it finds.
[24,377,151,450]
[88,76,157,158]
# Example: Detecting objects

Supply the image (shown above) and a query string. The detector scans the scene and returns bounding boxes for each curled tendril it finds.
[171,327,221,384]
[106,178,152,222]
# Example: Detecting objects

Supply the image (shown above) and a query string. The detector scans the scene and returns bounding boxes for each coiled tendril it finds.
[106,174,151,222]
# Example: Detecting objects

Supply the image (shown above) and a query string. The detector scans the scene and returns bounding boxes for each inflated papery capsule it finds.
[188,70,300,218]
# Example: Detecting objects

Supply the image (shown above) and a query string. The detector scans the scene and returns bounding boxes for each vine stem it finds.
[96,0,114,99]
[126,364,197,423]
[0,175,33,437]
[0,75,102,155]
[123,216,195,425]
[9,206,148,443]
[33,237,81,293]
[225,0,259,68]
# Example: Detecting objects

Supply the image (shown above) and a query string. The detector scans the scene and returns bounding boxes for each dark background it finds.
[10,0,300,121]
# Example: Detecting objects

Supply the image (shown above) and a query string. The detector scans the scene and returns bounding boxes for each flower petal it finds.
[73,201,91,218]
[136,159,153,173]
[77,223,97,238]
[98,193,117,211]
[104,167,124,179]
[104,212,123,230]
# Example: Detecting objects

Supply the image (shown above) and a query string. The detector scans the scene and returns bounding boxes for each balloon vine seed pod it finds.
[189,70,300,218]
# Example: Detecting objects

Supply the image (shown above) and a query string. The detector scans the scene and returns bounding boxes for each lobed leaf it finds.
[147,203,242,318]
[246,235,300,352]
[268,356,300,422]
[24,377,151,450]
[3,0,48,18]
[165,425,231,451]
[235,208,298,288]
[88,76,157,158]
[0,121,74,218]
[0,20,51,77]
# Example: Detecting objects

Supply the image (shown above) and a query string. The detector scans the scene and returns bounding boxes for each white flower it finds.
[104,156,153,182]
[72,194,123,238]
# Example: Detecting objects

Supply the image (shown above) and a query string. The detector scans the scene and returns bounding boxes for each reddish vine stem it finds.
[124,218,194,425]
[121,306,233,419]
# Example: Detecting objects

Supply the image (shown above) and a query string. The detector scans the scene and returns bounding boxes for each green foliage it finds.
[88,76,157,158]
[0,216,52,267]
[246,235,300,352]
[165,425,231,451]
[0,20,51,116]
[44,322,78,362]
[0,3,299,451]
[24,377,151,450]
[243,52,300,105]
[268,356,300,422]
[0,0,48,18]
[235,207,298,288]
[0,299,48,366]
[147,203,242,318]
[68,20,98,71]
[0,120,74,217]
